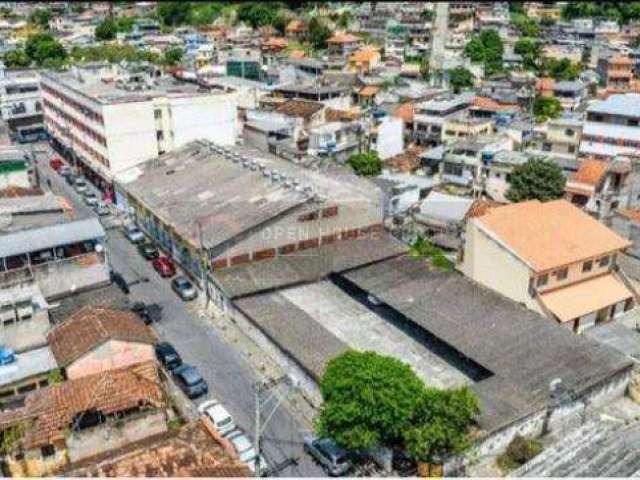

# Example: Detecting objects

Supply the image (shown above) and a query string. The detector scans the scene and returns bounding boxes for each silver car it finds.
[123,224,145,243]
[83,191,99,206]
[303,436,352,476]
[73,177,88,194]
[226,429,269,475]
[171,276,198,301]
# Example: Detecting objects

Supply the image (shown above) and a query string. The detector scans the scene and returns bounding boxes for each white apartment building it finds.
[40,65,238,195]
[580,93,640,161]
[0,65,44,140]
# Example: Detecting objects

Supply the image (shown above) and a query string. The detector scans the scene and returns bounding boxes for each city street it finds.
[34,144,324,477]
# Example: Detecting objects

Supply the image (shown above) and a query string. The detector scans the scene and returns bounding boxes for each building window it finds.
[568,145,575,153]
[582,260,593,272]
[156,130,164,141]
[599,255,610,267]
[565,129,574,136]
[536,274,548,287]
[154,109,162,119]
[554,267,568,280]
[41,445,55,458]
[542,142,552,152]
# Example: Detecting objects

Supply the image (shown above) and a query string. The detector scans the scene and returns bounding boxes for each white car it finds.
[123,224,145,243]
[83,191,98,206]
[73,178,88,194]
[197,399,236,437]
[226,429,269,475]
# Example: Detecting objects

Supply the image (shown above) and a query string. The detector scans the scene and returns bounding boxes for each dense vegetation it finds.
[506,158,566,202]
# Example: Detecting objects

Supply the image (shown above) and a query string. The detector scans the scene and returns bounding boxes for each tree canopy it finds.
[163,47,184,66]
[28,8,51,30]
[157,1,191,27]
[463,29,503,76]
[506,158,566,203]
[514,38,542,72]
[561,2,640,24]
[25,33,67,67]
[3,49,30,68]
[95,19,117,41]
[448,67,475,93]
[542,58,582,81]
[348,151,382,176]
[306,16,332,50]
[236,2,280,28]
[533,95,563,122]
[316,350,479,461]
[511,13,540,38]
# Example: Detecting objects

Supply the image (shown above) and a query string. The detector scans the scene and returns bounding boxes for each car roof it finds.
[207,403,232,420]
[230,432,252,451]
[177,365,201,382]
[156,342,177,353]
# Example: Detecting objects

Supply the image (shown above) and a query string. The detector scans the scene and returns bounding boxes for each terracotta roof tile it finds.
[289,49,306,59]
[47,306,156,367]
[0,363,163,449]
[325,107,360,122]
[572,159,608,186]
[275,99,324,119]
[385,146,424,173]
[359,85,380,97]
[327,31,360,43]
[474,199,632,272]
[536,77,555,92]
[471,95,519,112]
[262,36,288,49]
[350,47,380,63]
[466,198,502,219]
[393,102,415,123]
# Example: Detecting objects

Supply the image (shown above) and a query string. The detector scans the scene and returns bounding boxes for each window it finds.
[565,129,575,136]
[154,109,162,119]
[599,255,610,267]
[536,274,548,287]
[554,267,568,280]
[41,445,55,458]
[542,142,552,152]
[582,260,593,272]
[156,130,164,141]
[568,145,575,153]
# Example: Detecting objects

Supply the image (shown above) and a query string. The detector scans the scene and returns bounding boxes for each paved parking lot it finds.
[34,144,324,477]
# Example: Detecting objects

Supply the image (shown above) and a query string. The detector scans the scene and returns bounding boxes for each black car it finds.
[138,242,160,260]
[131,302,162,324]
[155,342,182,372]
[110,271,130,294]
[173,364,208,398]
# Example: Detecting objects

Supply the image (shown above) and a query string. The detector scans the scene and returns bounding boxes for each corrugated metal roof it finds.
[0,217,105,258]
[588,93,640,116]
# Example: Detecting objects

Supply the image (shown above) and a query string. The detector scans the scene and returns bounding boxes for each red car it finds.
[153,256,176,278]
[49,157,64,172]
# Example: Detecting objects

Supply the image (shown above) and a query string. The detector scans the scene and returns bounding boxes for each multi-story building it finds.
[597,54,636,94]
[40,65,238,195]
[0,66,45,142]
[461,199,638,333]
[530,116,582,158]
[413,93,473,147]
[580,93,640,161]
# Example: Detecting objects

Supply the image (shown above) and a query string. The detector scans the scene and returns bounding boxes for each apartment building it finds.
[0,66,45,142]
[530,116,582,158]
[413,93,473,147]
[596,54,636,94]
[41,65,238,194]
[461,199,637,333]
[580,93,640,161]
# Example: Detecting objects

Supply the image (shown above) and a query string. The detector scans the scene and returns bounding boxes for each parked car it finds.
[155,342,182,372]
[152,256,176,278]
[197,399,236,436]
[59,165,73,177]
[138,242,159,260]
[49,157,63,172]
[73,177,88,194]
[0,347,16,366]
[83,191,98,206]
[110,271,130,294]
[226,429,269,475]
[131,302,162,325]
[303,436,352,476]
[123,224,145,243]
[171,276,198,301]
[173,364,208,398]
[94,204,110,217]
[65,173,76,185]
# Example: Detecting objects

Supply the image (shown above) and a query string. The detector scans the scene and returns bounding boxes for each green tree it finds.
[420,57,430,81]
[28,8,51,30]
[496,435,542,472]
[540,15,556,27]
[464,29,503,76]
[306,16,331,50]
[188,2,224,26]
[506,158,566,202]
[273,12,290,35]
[409,236,453,272]
[404,387,479,462]
[533,95,563,122]
[115,16,136,33]
[157,1,192,27]
[511,13,540,37]
[316,351,427,451]
[514,38,542,72]
[348,151,382,176]
[237,2,278,28]
[25,33,67,67]
[95,19,117,41]
[542,58,581,81]
[448,67,474,93]
[163,47,184,66]
[3,49,30,68]
[509,2,525,15]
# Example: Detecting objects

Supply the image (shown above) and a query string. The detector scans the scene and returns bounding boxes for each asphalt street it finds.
[34,144,324,477]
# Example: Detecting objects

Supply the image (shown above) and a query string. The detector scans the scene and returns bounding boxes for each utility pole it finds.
[253,375,297,476]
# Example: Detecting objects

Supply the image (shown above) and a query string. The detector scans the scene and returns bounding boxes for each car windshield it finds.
[231,435,252,453]
[176,278,191,288]
[239,446,257,463]
[218,416,233,427]
[181,368,202,385]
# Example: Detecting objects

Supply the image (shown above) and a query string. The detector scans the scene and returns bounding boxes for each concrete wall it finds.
[376,117,403,160]
[66,340,155,380]
[460,221,540,314]
[535,253,617,294]
[0,169,30,189]
[1,309,49,352]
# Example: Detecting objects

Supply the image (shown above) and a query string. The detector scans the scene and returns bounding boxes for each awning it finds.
[539,274,634,322]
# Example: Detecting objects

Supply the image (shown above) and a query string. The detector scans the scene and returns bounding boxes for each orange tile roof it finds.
[47,306,156,367]
[393,102,415,123]
[359,85,380,97]
[66,421,251,477]
[325,107,360,122]
[474,199,632,272]
[0,363,163,449]
[536,77,555,92]
[572,159,608,186]
[289,49,306,59]
[286,19,306,33]
[539,273,633,322]
[327,31,360,43]
[385,146,424,173]
[471,95,519,112]
[350,47,380,63]
[610,54,634,65]
[466,198,503,219]
[262,36,288,49]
